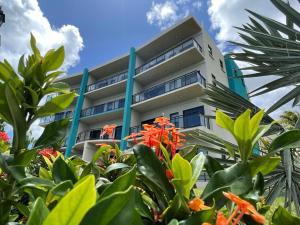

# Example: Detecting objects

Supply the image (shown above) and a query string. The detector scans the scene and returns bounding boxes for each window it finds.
[208,45,213,56]
[170,112,179,128]
[212,74,216,86]
[115,126,122,139]
[183,106,204,128]
[90,129,101,140]
[220,60,224,71]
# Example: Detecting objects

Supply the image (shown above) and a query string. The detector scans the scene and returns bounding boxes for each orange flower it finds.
[188,198,210,212]
[216,212,227,225]
[39,148,58,159]
[165,169,174,180]
[222,192,265,225]
[101,124,117,139]
[154,117,173,127]
[202,223,212,225]
[125,132,139,144]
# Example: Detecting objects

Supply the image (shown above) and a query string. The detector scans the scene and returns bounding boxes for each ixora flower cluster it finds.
[0,131,10,153]
[125,117,185,157]
[38,148,59,159]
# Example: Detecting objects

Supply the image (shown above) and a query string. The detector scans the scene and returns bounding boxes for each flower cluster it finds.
[38,148,58,159]
[126,117,185,158]
[101,124,117,139]
[200,192,265,225]
[0,131,9,143]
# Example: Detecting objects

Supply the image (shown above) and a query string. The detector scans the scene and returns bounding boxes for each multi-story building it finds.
[40,16,244,163]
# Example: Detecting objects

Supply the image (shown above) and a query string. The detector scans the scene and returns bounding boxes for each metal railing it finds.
[135,38,203,75]
[132,71,206,104]
[81,98,125,118]
[40,110,73,125]
[86,70,128,92]
[129,113,210,134]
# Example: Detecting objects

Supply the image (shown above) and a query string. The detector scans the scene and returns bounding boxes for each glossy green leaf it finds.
[178,207,215,225]
[43,175,96,225]
[204,155,224,177]
[43,82,70,95]
[92,145,112,163]
[52,157,77,184]
[172,153,192,198]
[133,144,174,200]
[249,109,264,138]
[27,197,49,225]
[36,92,76,117]
[134,189,153,221]
[272,206,300,225]
[101,166,136,199]
[105,163,130,174]
[190,153,205,190]
[216,110,234,135]
[35,119,70,148]
[248,156,281,176]
[202,162,252,207]
[179,145,198,161]
[43,46,65,71]
[12,149,37,166]
[270,129,300,152]
[80,187,143,225]
[50,180,73,197]
[19,177,54,189]
[162,193,190,222]
[30,33,41,57]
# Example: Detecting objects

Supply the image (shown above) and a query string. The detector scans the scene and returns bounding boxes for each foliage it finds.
[229,0,300,113]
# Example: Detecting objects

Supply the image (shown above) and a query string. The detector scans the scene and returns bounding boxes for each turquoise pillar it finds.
[65,68,89,157]
[120,47,136,150]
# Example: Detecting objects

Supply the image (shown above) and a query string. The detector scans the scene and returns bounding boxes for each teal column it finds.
[65,68,89,157]
[120,47,136,150]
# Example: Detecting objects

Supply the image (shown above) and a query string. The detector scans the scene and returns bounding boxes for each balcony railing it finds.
[135,38,202,75]
[81,98,125,118]
[132,71,206,104]
[40,111,73,125]
[76,127,122,143]
[129,113,210,134]
[86,70,128,93]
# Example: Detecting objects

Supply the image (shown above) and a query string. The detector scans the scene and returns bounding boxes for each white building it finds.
[40,16,237,166]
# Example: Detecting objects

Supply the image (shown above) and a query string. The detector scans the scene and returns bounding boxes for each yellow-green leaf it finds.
[250,109,264,139]
[216,110,234,135]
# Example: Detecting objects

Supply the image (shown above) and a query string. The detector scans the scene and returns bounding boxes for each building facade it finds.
[40,16,240,162]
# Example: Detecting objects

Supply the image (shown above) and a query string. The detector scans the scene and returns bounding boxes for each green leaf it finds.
[43,175,96,225]
[52,157,77,184]
[30,33,41,57]
[36,92,76,117]
[92,145,112,163]
[272,206,300,225]
[80,187,143,225]
[234,109,252,160]
[134,189,153,221]
[12,149,37,166]
[27,197,49,225]
[43,46,65,71]
[248,156,281,176]
[204,155,224,177]
[101,166,136,199]
[270,129,300,152]
[179,145,198,161]
[19,177,54,189]
[43,82,70,95]
[202,162,252,208]
[172,154,192,199]
[178,207,215,225]
[162,193,190,222]
[216,110,234,135]
[35,119,70,148]
[190,153,205,190]
[133,144,174,201]
[50,180,73,196]
[250,109,264,138]
[105,163,130,174]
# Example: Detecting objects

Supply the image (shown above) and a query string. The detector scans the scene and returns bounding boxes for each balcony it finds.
[80,98,125,124]
[132,71,206,112]
[129,113,210,135]
[39,111,73,126]
[76,126,122,144]
[85,70,127,99]
[135,38,204,85]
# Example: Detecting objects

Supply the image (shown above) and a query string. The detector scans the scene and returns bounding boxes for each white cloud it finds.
[0,0,84,139]
[0,0,84,71]
[146,0,201,30]
[208,0,300,118]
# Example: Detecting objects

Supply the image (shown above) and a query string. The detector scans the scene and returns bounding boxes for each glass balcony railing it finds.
[132,71,206,104]
[40,111,73,125]
[76,126,122,143]
[81,98,125,118]
[129,113,210,134]
[86,70,128,93]
[135,38,203,75]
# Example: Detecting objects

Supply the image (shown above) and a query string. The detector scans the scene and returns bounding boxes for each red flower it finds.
[216,212,227,225]
[101,124,117,139]
[165,169,174,180]
[0,131,9,142]
[39,148,58,159]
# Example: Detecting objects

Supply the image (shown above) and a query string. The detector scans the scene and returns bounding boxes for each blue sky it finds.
[39,0,216,75]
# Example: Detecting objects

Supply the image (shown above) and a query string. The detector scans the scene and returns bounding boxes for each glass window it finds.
[170,112,179,128]
[183,106,204,128]
[90,129,101,140]
[115,126,122,139]
[94,104,104,114]
[182,39,193,50]
[165,50,174,60]
[106,101,114,111]
[208,45,213,56]
[119,99,125,108]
